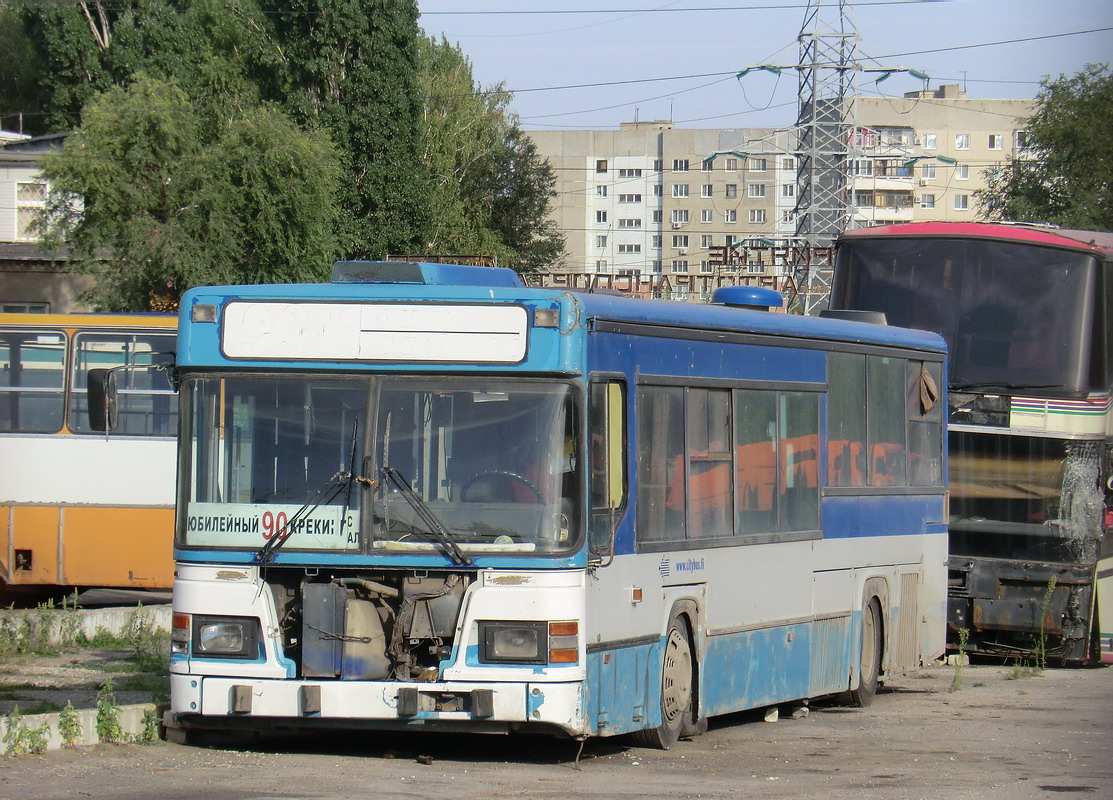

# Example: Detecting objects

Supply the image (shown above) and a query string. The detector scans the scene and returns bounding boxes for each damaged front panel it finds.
[947,434,1107,663]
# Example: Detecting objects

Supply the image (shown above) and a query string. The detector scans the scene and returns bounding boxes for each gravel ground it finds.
[0,648,159,714]
[2,661,1110,800]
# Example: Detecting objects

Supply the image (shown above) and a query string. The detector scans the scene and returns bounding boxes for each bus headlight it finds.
[479,620,579,665]
[191,615,259,659]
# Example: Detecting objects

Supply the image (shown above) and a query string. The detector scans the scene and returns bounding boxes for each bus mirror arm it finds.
[155,360,181,391]
[87,354,179,433]
[589,505,618,570]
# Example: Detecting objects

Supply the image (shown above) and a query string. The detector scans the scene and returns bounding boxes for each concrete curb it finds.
[3,703,158,755]
[0,604,171,647]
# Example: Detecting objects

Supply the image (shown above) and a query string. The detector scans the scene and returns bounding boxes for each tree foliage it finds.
[270,0,431,258]
[40,76,340,310]
[489,128,566,273]
[417,36,564,273]
[417,35,510,260]
[6,0,288,132]
[0,7,47,132]
[6,1,564,309]
[978,64,1113,231]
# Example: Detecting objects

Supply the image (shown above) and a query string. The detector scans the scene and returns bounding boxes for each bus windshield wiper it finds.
[255,468,376,564]
[380,466,472,567]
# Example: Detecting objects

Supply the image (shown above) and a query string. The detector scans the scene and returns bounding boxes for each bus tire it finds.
[849,597,882,707]
[631,612,695,749]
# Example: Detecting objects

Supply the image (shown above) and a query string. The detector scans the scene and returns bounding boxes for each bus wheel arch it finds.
[632,601,701,749]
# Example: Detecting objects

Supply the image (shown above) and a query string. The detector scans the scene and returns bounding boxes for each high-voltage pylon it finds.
[791,0,859,315]
[733,2,927,312]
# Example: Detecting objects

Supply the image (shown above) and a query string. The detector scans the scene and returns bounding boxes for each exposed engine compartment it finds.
[265,569,471,681]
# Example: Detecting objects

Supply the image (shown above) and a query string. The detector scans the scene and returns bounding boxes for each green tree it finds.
[417,35,564,273]
[417,35,510,260]
[488,127,566,274]
[10,1,561,279]
[0,7,48,133]
[978,64,1113,230]
[40,76,340,310]
[271,0,431,258]
[5,0,287,132]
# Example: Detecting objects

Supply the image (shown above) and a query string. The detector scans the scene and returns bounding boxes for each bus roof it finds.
[573,290,944,353]
[181,272,946,358]
[838,222,1113,258]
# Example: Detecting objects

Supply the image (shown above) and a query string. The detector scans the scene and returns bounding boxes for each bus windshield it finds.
[180,376,580,556]
[834,237,1098,393]
[949,431,1103,564]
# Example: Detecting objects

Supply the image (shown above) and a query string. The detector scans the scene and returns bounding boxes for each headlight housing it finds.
[478,620,579,665]
[190,615,260,659]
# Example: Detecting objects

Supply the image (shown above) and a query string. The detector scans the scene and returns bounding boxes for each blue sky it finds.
[417,1,1113,130]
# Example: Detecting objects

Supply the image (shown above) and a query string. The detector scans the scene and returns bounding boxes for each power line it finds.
[421,1,943,15]
[872,27,1113,59]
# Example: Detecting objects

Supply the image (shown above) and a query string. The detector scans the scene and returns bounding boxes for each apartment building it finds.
[530,124,798,283]
[853,85,1034,225]
[529,86,1035,278]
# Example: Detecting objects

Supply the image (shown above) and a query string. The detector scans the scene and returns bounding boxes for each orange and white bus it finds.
[1,313,177,603]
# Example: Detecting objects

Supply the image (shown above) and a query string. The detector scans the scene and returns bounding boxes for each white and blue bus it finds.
[158,261,947,747]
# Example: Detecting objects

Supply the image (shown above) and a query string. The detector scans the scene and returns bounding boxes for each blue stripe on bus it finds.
[588,331,827,384]
[821,493,947,539]
[174,548,587,570]
[606,493,944,556]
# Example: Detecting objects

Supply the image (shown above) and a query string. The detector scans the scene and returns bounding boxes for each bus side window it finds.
[827,352,866,488]
[636,385,684,543]
[70,332,176,435]
[780,392,820,531]
[589,380,626,552]
[735,389,777,534]
[686,388,733,539]
[867,356,907,487]
[907,360,944,487]
[0,331,66,433]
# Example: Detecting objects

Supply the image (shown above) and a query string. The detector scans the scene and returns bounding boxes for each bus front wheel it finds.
[849,597,882,707]
[632,612,695,749]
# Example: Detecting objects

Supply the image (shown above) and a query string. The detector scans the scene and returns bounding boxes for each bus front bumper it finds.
[169,674,585,736]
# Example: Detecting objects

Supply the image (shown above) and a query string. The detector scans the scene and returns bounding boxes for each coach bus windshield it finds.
[179,376,580,556]
[833,238,1097,393]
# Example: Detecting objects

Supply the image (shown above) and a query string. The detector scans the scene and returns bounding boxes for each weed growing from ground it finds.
[126,605,170,674]
[95,677,123,744]
[1006,659,1040,680]
[58,700,83,749]
[3,705,50,755]
[136,707,161,745]
[950,627,969,692]
[1035,576,1058,672]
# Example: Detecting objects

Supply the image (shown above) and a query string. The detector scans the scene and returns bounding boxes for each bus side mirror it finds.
[88,368,119,432]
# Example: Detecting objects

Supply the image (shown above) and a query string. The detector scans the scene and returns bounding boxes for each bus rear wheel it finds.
[632,613,694,749]
[849,597,882,707]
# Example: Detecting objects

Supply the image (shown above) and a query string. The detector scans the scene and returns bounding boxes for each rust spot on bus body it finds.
[216,570,250,581]
[487,575,532,586]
